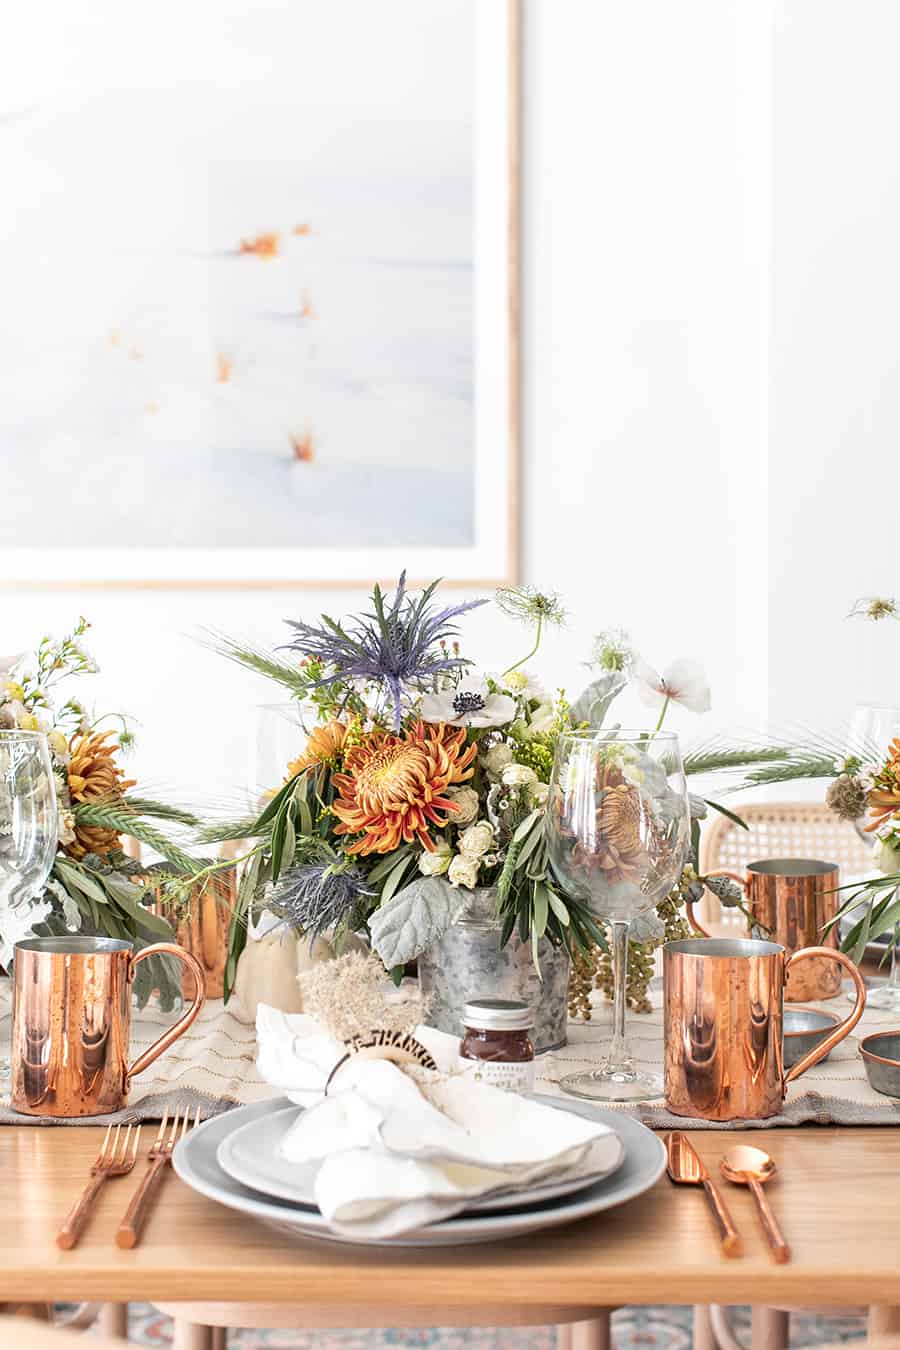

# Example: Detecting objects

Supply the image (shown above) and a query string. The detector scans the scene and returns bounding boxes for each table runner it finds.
[1,975,898,1127]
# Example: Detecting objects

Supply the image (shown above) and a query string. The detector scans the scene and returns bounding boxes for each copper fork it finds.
[116,1107,201,1248]
[57,1122,142,1250]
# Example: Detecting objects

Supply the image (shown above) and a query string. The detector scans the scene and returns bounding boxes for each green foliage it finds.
[510,734,555,782]
[208,633,311,697]
[71,801,197,874]
[682,743,790,776]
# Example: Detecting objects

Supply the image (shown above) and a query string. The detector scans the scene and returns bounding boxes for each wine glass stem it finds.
[889,924,900,991]
[608,920,633,1071]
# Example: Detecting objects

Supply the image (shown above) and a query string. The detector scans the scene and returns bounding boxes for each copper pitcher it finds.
[11,937,206,1118]
[663,937,865,1121]
[687,858,843,1000]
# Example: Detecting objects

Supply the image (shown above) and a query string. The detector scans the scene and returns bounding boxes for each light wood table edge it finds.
[1,1267,898,1307]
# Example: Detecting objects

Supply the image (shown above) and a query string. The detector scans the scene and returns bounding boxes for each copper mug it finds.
[11,937,206,1117]
[687,858,843,1000]
[663,937,866,1121]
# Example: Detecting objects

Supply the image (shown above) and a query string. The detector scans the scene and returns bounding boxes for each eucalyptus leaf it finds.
[546,886,570,926]
[54,859,108,906]
[281,812,297,872]
[516,822,545,870]
[368,845,412,884]
[533,881,549,939]
[103,876,174,939]
[368,878,468,968]
[512,809,543,844]
[380,853,415,905]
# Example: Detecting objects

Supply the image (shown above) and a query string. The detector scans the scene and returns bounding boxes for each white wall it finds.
[769,0,900,729]
[4,0,898,810]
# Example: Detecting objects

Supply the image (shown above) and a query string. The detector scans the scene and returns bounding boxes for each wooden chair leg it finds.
[694,1306,719,1350]
[869,1306,900,1340]
[571,1312,613,1350]
[97,1303,128,1339]
[173,1319,215,1350]
[752,1306,790,1350]
[211,1329,227,1350]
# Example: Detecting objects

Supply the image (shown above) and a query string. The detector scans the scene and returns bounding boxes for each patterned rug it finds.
[116,1304,867,1347]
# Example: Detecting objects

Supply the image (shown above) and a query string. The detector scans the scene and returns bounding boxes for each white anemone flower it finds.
[633,658,711,715]
[420,676,517,729]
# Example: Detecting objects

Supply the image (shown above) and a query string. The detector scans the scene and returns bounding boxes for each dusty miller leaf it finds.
[368,877,468,968]
[570,673,628,728]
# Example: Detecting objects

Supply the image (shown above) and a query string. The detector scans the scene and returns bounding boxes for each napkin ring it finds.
[325,1028,438,1095]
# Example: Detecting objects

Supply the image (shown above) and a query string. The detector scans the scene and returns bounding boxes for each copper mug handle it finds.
[783,946,866,1085]
[685,871,747,939]
[125,942,206,1086]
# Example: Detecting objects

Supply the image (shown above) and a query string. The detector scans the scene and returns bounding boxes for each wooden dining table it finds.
[3,1118,900,1349]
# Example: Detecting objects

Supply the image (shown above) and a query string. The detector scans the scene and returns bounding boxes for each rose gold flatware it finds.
[665,1132,743,1257]
[720,1144,790,1264]
[116,1107,201,1249]
[57,1122,142,1250]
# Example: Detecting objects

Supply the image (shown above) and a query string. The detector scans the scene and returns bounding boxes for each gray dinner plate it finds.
[173,1094,665,1248]
[216,1103,626,1214]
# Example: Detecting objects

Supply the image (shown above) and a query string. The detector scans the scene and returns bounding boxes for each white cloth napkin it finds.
[254,1004,621,1239]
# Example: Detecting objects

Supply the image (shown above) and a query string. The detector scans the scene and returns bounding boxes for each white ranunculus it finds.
[458,821,495,858]
[632,657,711,715]
[446,785,479,826]
[529,780,549,807]
[418,838,452,877]
[482,741,515,776]
[501,762,538,789]
[448,853,481,889]
[420,677,516,729]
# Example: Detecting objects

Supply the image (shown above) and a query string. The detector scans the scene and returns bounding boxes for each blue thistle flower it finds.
[268,859,376,943]
[282,573,487,731]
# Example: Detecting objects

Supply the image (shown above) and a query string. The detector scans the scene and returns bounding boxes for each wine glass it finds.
[546,729,690,1101]
[0,730,57,1072]
[847,703,900,1010]
[0,731,58,919]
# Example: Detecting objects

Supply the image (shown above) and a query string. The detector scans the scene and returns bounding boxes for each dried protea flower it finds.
[826,773,868,822]
[298,950,429,1043]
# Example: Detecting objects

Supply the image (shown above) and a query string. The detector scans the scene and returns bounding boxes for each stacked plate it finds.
[173,1093,666,1247]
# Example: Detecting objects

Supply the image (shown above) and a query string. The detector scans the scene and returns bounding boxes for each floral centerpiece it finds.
[0,620,203,1005]
[211,575,799,1033]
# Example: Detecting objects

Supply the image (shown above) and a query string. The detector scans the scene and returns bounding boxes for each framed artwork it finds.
[1,0,519,588]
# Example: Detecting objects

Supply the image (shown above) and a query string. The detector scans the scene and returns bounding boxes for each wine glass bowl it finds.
[0,731,58,914]
[547,730,690,922]
[546,729,690,1102]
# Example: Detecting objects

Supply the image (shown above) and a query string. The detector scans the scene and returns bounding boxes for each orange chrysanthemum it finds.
[286,720,349,780]
[65,730,137,860]
[866,737,900,832]
[332,721,477,855]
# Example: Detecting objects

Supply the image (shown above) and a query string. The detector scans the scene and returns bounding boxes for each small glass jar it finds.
[459,997,535,1093]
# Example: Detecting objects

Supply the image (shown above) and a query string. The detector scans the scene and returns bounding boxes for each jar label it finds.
[459,1055,535,1094]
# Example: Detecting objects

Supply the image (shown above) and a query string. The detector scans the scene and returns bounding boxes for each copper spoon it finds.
[720,1145,790,1263]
